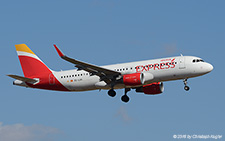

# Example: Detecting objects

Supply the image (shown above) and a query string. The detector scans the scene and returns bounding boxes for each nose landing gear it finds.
[183,78,190,91]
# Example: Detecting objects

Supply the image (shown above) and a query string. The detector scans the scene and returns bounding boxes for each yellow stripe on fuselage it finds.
[15,44,35,55]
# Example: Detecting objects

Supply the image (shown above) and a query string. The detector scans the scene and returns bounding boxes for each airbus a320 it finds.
[8,44,213,103]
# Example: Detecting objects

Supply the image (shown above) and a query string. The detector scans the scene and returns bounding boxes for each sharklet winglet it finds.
[54,44,64,57]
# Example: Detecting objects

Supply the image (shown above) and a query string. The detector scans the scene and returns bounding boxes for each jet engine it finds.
[123,72,154,86]
[136,82,164,95]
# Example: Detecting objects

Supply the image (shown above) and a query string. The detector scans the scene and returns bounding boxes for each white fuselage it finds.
[52,56,213,91]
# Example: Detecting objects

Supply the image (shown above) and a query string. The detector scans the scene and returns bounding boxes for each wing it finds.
[54,45,121,83]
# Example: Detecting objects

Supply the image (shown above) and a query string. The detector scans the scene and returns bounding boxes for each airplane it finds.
[7,44,213,103]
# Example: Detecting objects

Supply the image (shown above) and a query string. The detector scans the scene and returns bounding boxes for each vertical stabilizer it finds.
[15,44,51,78]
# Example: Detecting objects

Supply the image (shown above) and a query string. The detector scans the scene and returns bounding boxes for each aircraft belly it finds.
[67,77,99,91]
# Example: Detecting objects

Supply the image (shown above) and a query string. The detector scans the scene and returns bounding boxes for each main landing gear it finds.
[107,88,131,103]
[183,78,190,91]
[108,89,116,97]
[121,88,130,103]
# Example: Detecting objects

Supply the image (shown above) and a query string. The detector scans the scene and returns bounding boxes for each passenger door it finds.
[179,56,186,69]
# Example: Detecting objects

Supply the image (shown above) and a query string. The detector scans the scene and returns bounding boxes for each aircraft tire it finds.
[121,95,129,103]
[184,86,190,91]
[108,89,116,97]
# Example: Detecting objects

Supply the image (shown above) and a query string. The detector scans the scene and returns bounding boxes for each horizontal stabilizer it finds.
[7,74,38,83]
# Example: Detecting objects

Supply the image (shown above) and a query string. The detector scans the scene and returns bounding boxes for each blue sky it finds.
[1,0,224,140]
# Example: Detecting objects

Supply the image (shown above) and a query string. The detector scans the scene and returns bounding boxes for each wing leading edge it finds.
[53,45,121,83]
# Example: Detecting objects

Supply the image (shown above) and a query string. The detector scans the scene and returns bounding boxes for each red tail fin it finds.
[15,44,52,78]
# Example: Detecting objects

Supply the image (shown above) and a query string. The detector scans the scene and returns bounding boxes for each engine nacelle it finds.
[123,73,143,86]
[123,72,154,86]
[136,82,164,95]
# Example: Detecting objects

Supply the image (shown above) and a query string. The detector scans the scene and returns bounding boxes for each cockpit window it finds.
[192,59,204,63]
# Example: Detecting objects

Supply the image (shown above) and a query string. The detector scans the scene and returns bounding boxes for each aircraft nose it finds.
[206,63,213,73]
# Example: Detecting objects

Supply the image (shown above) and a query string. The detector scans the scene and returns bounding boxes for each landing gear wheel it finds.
[121,95,130,103]
[121,88,131,103]
[183,78,190,91]
[184,86,190,91]
[108,89,116,97]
